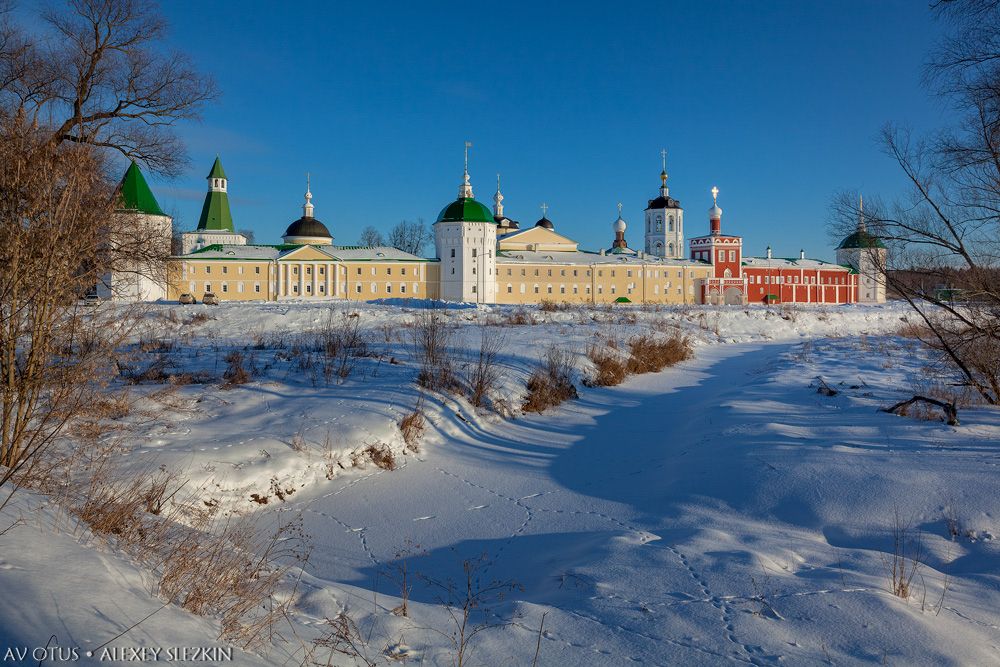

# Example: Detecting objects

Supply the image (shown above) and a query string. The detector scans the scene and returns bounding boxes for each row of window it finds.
[191,282,262,294]
[186,265,262,275]
[503,284,694,296]
[352,283,421,295]
[748,274,849,285]
[449,248,492,258]
[501,267,699,279]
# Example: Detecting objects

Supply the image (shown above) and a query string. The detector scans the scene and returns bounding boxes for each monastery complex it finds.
[106,151,887,306]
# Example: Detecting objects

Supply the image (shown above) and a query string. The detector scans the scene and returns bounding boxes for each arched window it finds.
[668,243,674,256]
[668,216,674,232]
[724,268,732,278]
[656,215,662,232]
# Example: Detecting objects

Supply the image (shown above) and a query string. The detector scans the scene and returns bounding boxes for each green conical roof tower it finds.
[197,156,235,231]
[117,161,165,216]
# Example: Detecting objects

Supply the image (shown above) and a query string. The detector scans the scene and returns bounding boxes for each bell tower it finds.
[644,149,684,258]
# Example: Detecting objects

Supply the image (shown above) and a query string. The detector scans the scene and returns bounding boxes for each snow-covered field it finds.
[2,300,998,666]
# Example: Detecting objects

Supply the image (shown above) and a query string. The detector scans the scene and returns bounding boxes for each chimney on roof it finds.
[799,249,805,260]
[766,246,773,260]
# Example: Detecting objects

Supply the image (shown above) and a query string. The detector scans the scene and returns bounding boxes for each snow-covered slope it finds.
[2,301,997,666]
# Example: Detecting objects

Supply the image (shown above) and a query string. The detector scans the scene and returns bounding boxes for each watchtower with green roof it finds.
[434,142,497,303]
[836,195,887,303]
[118,161,167,216]
[108,161,172,301]
[198,156,234,232]
[180,156,249,254]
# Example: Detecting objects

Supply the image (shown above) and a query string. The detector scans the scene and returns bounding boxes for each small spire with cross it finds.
[617,202,623,217]
[659,149,669,194]
[858,194,866,232]
[711,186,719,205]
[540,202,548,218]
[493,173,504,217]
[303,172,314,218]
[458,140,474,199]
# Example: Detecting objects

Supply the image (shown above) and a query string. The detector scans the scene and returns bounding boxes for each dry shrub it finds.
[467,327,505,408]
[185,312,213,326]
[625,333,692,374]
[352,443,397,470]
[138,336,177,353]
[503,308,536,326]
[314,310,369,381]
[169,370,216,385]
[585,344,627,387]
[119,355,172,384]
[412,309,457,391]
[223,351,251,386]
[157,514,309,649]
[539,300,572,312]
[399,407,425,453]
[523,347,578,413]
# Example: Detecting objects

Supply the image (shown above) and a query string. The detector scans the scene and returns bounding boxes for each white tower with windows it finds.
[835,195,887,303]
[434,142,497,304]
[644,150,684,259]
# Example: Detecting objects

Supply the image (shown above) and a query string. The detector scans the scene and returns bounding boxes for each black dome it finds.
[283,216,332,239]
[645,195,682,210]
[534,217,554,230]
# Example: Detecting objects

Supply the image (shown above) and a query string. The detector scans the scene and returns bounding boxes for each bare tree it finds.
[830,0,1000,404]
[0,118,143,499]
[0,0,217,176]
[1,0,213,500]
[357,226,384,247]
[388,219,431,255]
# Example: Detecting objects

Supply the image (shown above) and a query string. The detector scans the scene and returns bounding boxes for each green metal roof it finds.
[837,229,885,250]
[436,197,495,224]
[207,156,227,179]
[197,190,235,231]
[116,161,165,216]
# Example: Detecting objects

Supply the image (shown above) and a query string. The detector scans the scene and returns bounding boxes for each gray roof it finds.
[322,246,430,261]
[742,256,851,271]
[498,249,709,267]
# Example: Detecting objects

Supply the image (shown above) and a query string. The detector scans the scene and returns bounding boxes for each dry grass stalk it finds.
[883,508,922,599]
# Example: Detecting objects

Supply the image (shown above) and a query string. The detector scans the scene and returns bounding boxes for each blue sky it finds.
[142,0,945,259]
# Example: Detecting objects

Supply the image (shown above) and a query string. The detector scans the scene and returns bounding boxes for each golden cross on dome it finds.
[464,141,472,173]
[540,202,548,217]
[660,149,667,171]
[711,186,719,204]
[617,202,623,216]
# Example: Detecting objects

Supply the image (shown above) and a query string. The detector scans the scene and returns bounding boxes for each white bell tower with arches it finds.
[644,149,684,259]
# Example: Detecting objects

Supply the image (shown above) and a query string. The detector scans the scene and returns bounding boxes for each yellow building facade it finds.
[164,157,712,306]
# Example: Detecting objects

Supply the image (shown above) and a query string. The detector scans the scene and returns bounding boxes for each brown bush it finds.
[523,347,578,413]
[157,514,309,649]
[352,443,398,470]
[399,407,425,452]
[412,309,457,391]
[625,334,692,374]
[585,344,627,387]
[539,300,572,312]
[467,326,505,408]
[503,308,536,325]
[223,351,251,386]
